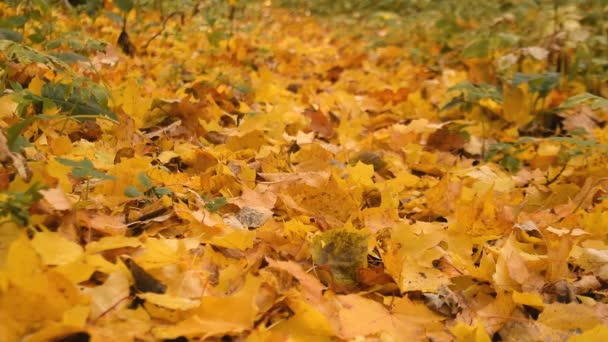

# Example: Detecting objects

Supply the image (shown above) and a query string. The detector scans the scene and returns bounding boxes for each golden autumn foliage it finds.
[1,0,608,341]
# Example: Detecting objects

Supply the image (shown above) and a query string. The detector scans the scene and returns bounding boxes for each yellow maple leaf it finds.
[345,161,375,187]
[114,78,153,129]
[82,271,130,319]
[0,94,18,119]
[450,320,491,342]
[153,274,262,339]
[270,297,336,339]
[382,222,450,292]
[85,236,142,254]
[54,257,96,284]
[28,75,44,96]
[207,227,255,251]
[502,83,534,126]
[512,290,544,307]
[1,235,87,337]
[336,294,445,341]
[138,293,200,310]
[569,325,608,342]
[537,303,601,332]
[30,232,83,266]
[133,238,182,269]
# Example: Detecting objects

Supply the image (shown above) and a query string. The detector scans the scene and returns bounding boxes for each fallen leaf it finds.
[31,232,83,266]
[82,271,130,320]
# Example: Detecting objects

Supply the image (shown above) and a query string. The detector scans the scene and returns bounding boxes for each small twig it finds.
[141,11,184,50]
[91,295,131,323]
[480,107,488,159]
[192,0,203,17]
[545,161,568,186]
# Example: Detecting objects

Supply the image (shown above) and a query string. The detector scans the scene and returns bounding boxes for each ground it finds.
[1,1,608,341]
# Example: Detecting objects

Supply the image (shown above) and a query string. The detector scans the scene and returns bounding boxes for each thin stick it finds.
[141,12,184,51]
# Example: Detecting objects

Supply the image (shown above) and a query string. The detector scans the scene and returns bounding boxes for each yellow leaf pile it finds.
[1,1,608,341]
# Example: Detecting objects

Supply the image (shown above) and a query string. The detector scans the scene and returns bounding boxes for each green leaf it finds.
[485,142,515,161]
[28,32,45,44]
[124,185,142,198]
[447,82,502,104]
[0,29,23,43]
[9,81,23,92]
[462,37,489,59]
[0,15,28,29]
[511,73,540,86]
[501,154,521,173]
[49,52,89,63]
[85,39,107,53]
[548,136,597,147]
[511,72,559,97]
[496,33,520,47]
[71,167,90,179]
[87,168,116,180]
[1,39,71,71]
[56,158,116,180]
[441,94,465,111]
[40,82,117,121]
[137,172,152,189]
[153,187,172,197]
[203,196,227,212]
[44,38,63,50]
[67,38,84,52]
[6,116,37,152]
[114,0,134,13]
[10,136,30,153]
[235,84,253,94]
[0,182,45,226]
[207,30,231,48]
[558,93,608,110]
[56,157,84,168]
[104,11,124,25]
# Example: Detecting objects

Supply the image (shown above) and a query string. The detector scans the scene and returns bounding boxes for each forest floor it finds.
[1,1,608,341]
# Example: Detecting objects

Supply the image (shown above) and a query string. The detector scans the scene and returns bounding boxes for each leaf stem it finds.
[141,11,184,51]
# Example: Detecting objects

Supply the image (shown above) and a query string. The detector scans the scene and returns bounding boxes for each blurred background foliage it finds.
[1,0,606,118]
[275,0,607,96]
[2,0,606,92]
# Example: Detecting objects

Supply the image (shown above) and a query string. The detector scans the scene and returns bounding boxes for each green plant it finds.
[10,77,117,120]
[486,133,608,185]
[0,182,44,226]
[544,135,608,185]
[0,0,51,44]
[484,140,528,174]
[56,157,116,200]
[444,72,560,117]
[1,40,117,154]
[202,195,227,212]
[124,172,172,198]
[511,72,560,116]
[1,39,115,119]
[442,81,503,157]
[442,82,503,113]
[557,92,608,111]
